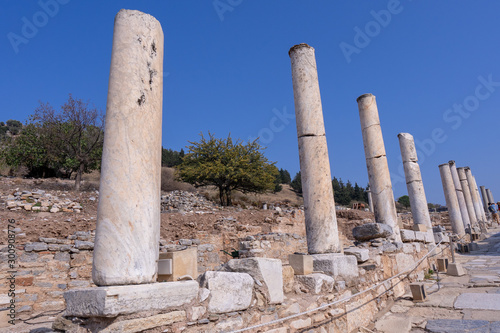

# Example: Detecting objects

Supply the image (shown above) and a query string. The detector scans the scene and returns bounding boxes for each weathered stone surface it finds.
[74,240,94,250]
[215,316,244,331]
[357,93,400,242]
[398,133,433,236]
[447,263,465,276]
[457,167,478,226]
[454,293,500,310]
[353,223,393,241]
[63,281,198,317]
[311,253,358,278]
[426,319,490,333]
[25,242,48,252]
[92,9,164,286]
[100,311,186,333]
[295,273,334,294]
[434,232,450,243]
[199,271,253,314]
[375,316,412,333]
[289,43,341,254]
[343,248,369,263]
[449,161,471,229]
[415,231,426,242]
[290,318,312,330]
[289,254,313,275]
[439,164,465,236]
[225,258,283,304]
[395,253,415,273]
[400,229,416,242]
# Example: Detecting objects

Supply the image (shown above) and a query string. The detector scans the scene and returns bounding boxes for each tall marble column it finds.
[487,189,495,205]
[289,43,341,254]
[357,94,401,241]
[457,167,478,227]
[439,164,465,236]
[472,176,487,222]
[480,186,489,212]
[465,168,484,222]
[449,161,471,229]
[92,9,164,286]
[398,133,432,232]
[367,186,374,213]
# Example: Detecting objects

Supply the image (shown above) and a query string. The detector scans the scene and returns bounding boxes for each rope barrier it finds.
[230,238,445,333]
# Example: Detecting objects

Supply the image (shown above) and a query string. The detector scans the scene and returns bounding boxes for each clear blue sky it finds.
[2,1,499,205]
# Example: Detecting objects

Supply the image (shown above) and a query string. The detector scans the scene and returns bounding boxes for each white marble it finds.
[357,94,400,241]
[289,44,341,254]
[439,164,465,236]
[449,161,471,229]
[92,9,164,286]
[457,167,478,227]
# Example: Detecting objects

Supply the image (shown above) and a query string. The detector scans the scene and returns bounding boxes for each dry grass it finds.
[161,167,195,192]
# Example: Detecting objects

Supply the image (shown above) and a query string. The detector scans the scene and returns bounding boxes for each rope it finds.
[230,239,444,333]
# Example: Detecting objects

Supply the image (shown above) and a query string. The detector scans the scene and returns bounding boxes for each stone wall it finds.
[0,227,450,332]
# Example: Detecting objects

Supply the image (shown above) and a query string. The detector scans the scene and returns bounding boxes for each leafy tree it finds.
[398,195,411,208]
[177,133,278,206]
[291,171,302,193]
[162,148,184,167]
[6,120,22,135]
[278,168,291,184]
[273,173,283,193]
[2,95,104,190]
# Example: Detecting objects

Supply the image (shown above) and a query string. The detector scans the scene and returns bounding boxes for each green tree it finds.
[177,133,278,206]
[398,195,411,208]
[291,171,302,193]
[2,95,104,189]
[161,148,184,167]
[279,168,291,184]
[6,120,22,135]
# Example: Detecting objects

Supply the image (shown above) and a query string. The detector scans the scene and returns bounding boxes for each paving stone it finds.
[375,317,412,333]
[454,293,500,310]
[425,319,490,333]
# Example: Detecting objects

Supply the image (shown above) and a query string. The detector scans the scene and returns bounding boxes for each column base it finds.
[447,263,466,276]
[311,253,359,279]
[63,281,198,317]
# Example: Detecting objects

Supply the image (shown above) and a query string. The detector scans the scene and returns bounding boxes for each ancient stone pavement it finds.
[371,226,500,333]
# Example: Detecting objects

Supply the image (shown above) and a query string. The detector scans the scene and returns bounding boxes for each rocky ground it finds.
[0,177,374,247]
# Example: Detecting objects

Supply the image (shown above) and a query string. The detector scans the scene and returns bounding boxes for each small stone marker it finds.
[413,224,427,232]
[158,247,198,282]
[410,283,426,302]
[446,263,465,276]
[436,258,448,273]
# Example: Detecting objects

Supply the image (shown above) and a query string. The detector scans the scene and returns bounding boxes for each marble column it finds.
[439,164,465,236]
[487,189,495,205]
[472,176,487,222]
[449,161,471,230]
[92,9,164,286]
[398,133,432,232]
[457,167,478,227]
[357,94,401,241]
[465,168,484,222]
[289,43,341,254]
[480,186,489,212]
[367,186,374,213]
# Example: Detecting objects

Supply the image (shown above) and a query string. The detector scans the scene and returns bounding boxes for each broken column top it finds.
[356,93,375,103]
[288,43,313,56]
[448,160,456,165]
[115,9,162,29]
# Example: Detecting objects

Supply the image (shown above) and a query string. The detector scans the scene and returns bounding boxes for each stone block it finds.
[410,283,426,302]
[454,293,500,310]
[413,224,427,232]
[415,231,426,242]
[434,232,450,243]
[101,311,186,333]
[311,253,359,279]
[400,229,416,242]
[343,247,369,263]
[375,317,412,333]
[447,263,465,276]
[288,253,313,275]
[25,242,48,252]
[426,319,490,333]
[395,253,415,273]
[64,281,198,317]
[295,273,334,294]
[199,271,253,314]
[225,258,283,304]
[158,247,198,282]
[352,223,393,241]
[74,240,94,250]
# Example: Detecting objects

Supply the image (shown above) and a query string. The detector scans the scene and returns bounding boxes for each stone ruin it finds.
[32,8,494,333]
